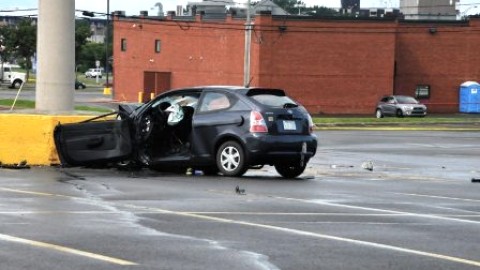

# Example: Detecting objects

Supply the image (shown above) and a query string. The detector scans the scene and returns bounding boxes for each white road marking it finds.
[120,203,480,268]
[395,193,480,203]
[270,196,480,225]
[0,233,137,266]
[3,187,480,267]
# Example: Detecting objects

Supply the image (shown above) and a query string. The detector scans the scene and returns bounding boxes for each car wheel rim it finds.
[376,110,381,118]
[220,146,240,172]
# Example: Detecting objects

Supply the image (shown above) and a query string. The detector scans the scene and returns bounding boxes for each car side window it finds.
[199,92,231,112]
[152,93,199,110]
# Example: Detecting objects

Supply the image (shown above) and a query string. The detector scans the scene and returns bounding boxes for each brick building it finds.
[112,13,480,115]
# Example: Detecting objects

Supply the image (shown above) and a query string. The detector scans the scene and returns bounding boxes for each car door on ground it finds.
[54,119,132,166]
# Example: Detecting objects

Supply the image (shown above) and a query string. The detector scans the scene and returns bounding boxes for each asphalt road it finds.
[0,130,479,270]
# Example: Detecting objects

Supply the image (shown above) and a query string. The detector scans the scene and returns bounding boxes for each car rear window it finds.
[247,89,298,108]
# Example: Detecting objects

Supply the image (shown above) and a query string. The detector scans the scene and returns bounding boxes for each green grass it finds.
[0,99,35,108]
[313,115,480,125]
[0,99,113,113]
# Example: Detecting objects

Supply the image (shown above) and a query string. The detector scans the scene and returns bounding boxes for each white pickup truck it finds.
[0,65,26,89]
[84,68,103,78]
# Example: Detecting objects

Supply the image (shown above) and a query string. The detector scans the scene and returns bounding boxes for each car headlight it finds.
[401,105,414,111]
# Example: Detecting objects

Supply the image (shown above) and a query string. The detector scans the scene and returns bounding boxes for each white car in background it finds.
[84,68,103,78]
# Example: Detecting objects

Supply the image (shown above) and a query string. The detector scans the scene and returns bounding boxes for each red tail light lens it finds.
[249,111,268,133]
[307,114,314,134]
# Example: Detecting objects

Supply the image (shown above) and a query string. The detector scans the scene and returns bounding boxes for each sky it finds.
[1,0,480,17]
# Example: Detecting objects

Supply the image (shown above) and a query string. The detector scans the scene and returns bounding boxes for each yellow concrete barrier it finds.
[0,114,92,166]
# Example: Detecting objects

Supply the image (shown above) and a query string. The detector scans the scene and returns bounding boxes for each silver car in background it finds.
[376,95,427,118]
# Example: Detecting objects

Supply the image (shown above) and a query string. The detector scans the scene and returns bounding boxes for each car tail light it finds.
[249,111,268,133]
[307,114,314,134]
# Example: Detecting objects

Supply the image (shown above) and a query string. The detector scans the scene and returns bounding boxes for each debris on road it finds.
[235,185,246,195]
[0,160,30,169]
[361,161,374,171]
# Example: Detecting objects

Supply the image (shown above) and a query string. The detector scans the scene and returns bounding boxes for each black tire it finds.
[396,109,404,117]
[116,160,142,171]
[216,141,247,177]
[274,163,307,179]
[12,80,22,89]
[138,114,154,141]
[375,109,383,119]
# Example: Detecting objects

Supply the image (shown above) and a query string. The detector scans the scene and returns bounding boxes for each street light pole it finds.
[105,0,111,95]
[243,0,252,87]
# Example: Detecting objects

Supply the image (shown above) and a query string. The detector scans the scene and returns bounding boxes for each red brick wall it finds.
[113,16,247,102]
[113,15,480,114]
[395,20,480,113]
[254,15,396,114]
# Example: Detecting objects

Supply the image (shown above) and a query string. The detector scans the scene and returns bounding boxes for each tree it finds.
[75,20,93,72]
[270,1,338,16]
[2,19,36,80]
[272,0,304,14]
[77,42,106,73]
[0,26,14,64]
[305,5,339,16]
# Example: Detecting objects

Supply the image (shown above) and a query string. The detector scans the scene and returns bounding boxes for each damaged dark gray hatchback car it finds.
[54,86,318,178]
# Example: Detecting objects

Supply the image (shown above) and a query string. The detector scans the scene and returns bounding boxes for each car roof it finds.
[168,85,285,94]
[382,95,414,99]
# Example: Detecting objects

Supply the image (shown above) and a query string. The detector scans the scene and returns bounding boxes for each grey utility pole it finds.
[105,0,111,96]
[36,0,75,112]
[243,0,252,87]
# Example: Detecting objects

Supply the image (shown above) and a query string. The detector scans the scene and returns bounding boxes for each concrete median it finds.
[0,114,92,166]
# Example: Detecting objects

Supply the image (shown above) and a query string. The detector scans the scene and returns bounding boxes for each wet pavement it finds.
[0,130,479,270]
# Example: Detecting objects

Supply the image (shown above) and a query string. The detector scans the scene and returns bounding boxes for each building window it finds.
[155,40,161,53]
[121,38,127,51]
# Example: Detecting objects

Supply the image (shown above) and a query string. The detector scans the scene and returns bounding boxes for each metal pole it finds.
[105,0,111,95]
[243,0,252,87]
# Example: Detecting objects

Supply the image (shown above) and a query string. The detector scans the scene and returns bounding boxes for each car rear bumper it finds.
[244,133,317,165]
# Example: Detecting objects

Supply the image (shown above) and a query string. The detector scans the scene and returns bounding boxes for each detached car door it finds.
[54,120,132,166]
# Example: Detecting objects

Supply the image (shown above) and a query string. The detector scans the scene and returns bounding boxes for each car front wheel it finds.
[375,109,383,118]
[275,163,307,179]
[11,80,22,89]
[396,109,404,117]
[216,141,247,177]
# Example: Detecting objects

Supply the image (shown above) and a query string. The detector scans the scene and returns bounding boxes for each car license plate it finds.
[283,120,296,130]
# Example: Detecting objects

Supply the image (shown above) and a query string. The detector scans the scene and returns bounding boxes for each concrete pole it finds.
[36,0,75,112]
[243,0,252,87]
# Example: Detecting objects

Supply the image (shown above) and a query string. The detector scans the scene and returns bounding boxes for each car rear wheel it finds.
[216,141,247,177]
[275,163,307,179]
[375,109,383,118]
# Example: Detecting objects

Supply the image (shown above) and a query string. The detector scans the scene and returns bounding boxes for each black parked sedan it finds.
[54,86,317,178]
[375,95,427,118]
[75,80,86,90]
